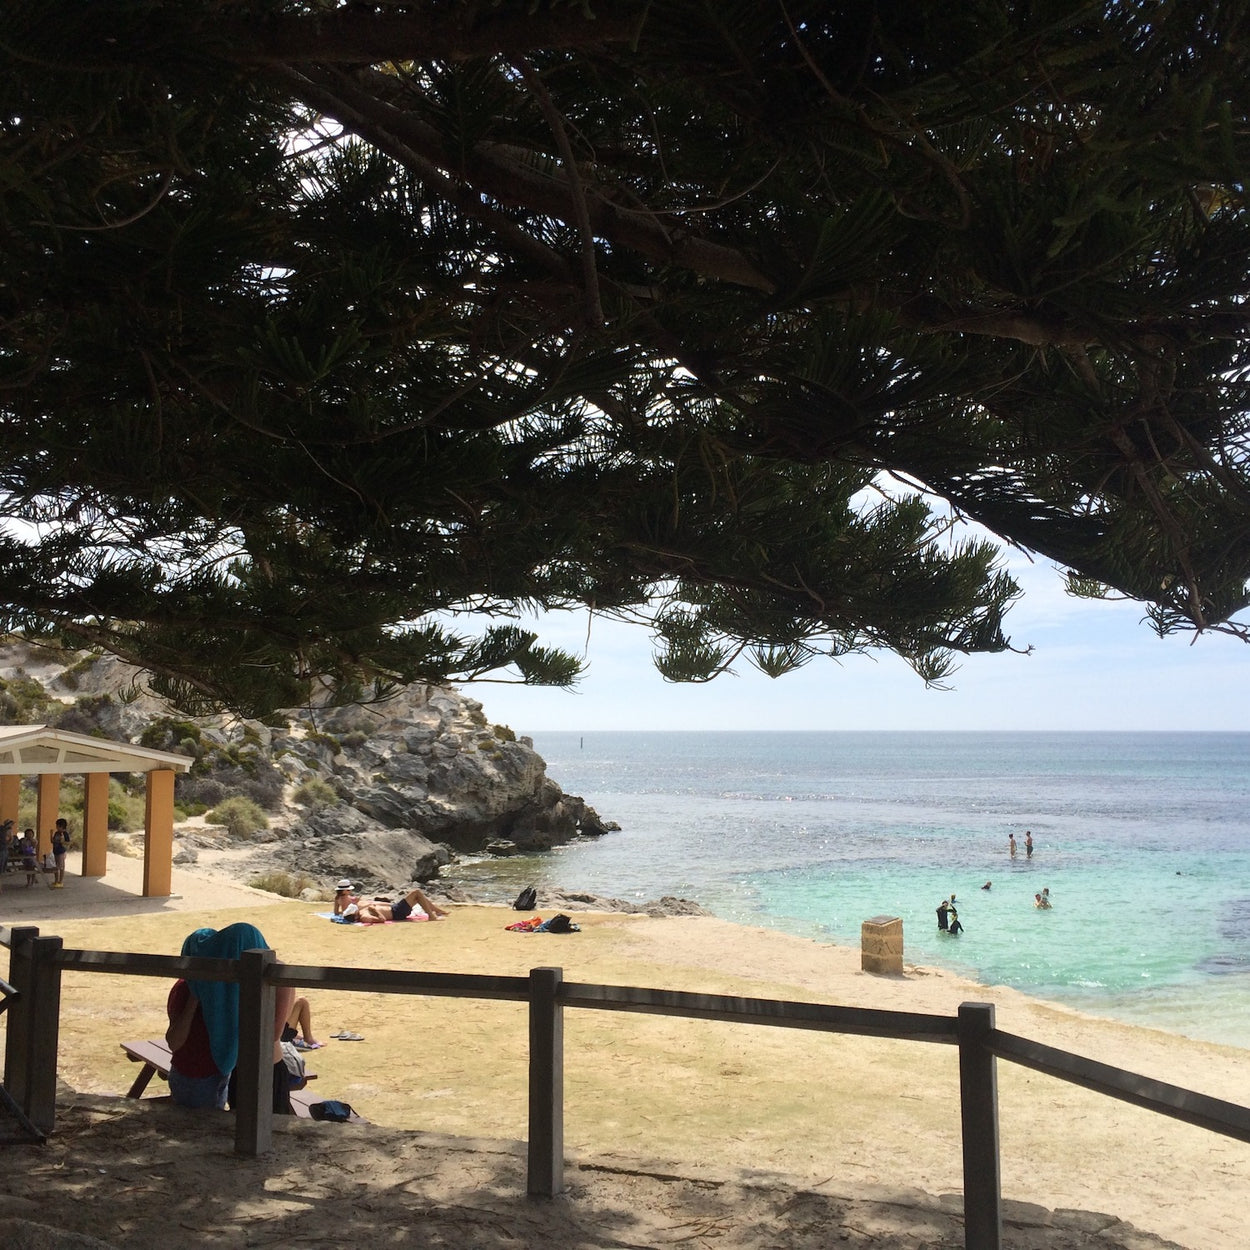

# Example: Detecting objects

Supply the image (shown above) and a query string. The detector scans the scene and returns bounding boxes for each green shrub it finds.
[107,778,147,831]
[139,717,203,751]
[248,870,317,898]
[59,652,101,691]
[305,730,342,753]
[292,777,338,810]
[205,795,269,839]
[492,724,517,743]
[0,674,57,723]
[52,693,115,735]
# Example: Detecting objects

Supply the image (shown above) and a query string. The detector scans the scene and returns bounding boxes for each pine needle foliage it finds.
[1,2,1249,713]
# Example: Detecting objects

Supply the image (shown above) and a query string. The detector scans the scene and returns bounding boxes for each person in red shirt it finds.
[165,976,226,1108]
[166,924,295,1111]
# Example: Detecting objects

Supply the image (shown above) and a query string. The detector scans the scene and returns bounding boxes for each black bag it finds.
[545,912,574,933]
[512,885,537,910]
[309,1099,355,1122]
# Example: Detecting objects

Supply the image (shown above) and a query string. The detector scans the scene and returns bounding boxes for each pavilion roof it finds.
[0,725,192,775]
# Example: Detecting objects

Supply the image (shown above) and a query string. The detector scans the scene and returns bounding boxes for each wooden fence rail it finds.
[988,1027,1250,1143]
[5,923,1250,1250]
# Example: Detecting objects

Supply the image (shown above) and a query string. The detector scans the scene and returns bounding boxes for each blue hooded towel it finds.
[182,922,270,1077]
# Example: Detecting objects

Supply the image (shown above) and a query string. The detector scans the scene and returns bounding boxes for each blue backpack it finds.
[309,1100,355,1122]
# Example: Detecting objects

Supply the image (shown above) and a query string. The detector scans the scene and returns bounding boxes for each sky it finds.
[460,548,1250,734]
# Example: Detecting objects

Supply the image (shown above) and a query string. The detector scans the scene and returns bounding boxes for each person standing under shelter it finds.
[0,818,12,882]
[50,818,71,888]
[19,828,38,887]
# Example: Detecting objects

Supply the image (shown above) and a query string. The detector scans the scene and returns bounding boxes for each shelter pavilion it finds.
[0,726,190,897]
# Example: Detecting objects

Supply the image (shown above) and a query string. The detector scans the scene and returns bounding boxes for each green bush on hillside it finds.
[292,777,338,810]
[248,870,317,898]
[0,673,57,723]
[107,779,146,830]
[205,795,269,839]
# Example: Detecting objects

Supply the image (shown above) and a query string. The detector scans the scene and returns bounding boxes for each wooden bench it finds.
[120,1038,339,1120]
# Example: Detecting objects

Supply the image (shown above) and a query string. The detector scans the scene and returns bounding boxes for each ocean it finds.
[451,731,1250,1049]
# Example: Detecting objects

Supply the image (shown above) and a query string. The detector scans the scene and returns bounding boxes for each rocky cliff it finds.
[0,640,616,894]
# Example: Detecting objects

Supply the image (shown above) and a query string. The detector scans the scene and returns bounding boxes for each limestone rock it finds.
[0,641,618,895]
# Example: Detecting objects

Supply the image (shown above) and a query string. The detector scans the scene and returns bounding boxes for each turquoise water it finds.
[451,732,1250,1048]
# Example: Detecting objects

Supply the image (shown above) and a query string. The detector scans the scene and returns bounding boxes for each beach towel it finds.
[318,911,428,924]
[183,923,269,1078]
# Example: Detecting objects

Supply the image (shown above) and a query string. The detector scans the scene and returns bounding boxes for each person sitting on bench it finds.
[282,995,323,1050]
[166,923,295,1112]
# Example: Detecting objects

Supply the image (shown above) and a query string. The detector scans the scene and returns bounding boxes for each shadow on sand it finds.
[0,1095,1185,1250]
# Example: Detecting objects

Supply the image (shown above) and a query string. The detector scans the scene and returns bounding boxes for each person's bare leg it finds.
[403,886,448,919]
[285,996,319,1045]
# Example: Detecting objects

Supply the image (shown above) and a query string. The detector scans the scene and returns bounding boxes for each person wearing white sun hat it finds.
[332,879,356,916]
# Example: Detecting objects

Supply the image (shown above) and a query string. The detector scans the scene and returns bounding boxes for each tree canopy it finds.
[3,1,1250,714]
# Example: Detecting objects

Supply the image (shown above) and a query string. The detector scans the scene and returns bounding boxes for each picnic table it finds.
[119,1038,331,1118]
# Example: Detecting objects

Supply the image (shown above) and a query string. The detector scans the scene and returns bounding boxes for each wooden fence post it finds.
[3,926,39,1096]
[234,947,276,1157]
[958,1001,1002,1250]
[527,966,564,1197]
[4,931,62,1134]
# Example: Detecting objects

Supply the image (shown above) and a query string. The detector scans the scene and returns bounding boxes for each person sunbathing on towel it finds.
[340,884,448,923]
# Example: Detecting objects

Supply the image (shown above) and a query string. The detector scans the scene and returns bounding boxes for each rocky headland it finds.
[0,641,717,914]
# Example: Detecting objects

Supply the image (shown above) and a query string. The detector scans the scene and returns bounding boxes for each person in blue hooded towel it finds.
[166,923,294,1112]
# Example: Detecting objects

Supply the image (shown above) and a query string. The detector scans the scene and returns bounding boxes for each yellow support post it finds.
[35,773,61,858]
[81,772,109,878]
[142,768,175,898]
[0,774,19,830]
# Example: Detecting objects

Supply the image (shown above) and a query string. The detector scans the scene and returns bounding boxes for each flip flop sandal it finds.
[331,1031,365,1041]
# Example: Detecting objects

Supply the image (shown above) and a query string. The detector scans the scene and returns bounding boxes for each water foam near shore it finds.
[452,730,1250,1048]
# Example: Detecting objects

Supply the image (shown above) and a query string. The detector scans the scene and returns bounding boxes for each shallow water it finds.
[452,731,1250,1049]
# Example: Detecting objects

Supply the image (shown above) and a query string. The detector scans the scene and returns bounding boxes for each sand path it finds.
[2,850,1247,1249]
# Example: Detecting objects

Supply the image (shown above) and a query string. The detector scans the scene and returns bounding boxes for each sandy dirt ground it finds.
[2,850,1248,1249]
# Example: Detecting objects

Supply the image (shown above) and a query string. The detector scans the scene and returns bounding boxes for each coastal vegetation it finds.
[2,3,1249,718]
[0,640,615,890]
[203,795,270,840]
[245,869,320,898]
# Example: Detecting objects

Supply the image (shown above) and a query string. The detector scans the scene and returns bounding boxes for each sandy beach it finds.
[2,851,1248,1249]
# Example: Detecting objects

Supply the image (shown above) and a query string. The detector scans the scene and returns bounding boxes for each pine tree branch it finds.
[220,5,645,66]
